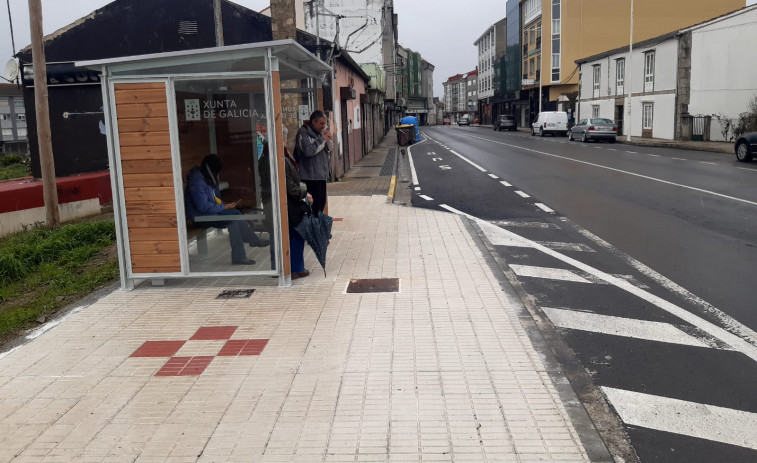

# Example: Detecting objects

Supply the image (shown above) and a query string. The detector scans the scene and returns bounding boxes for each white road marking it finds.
[432,157,442,161]
[406,141,420,186]
[601,387,757,450]
[542,307,711,348]
[439,165,452,170]
[414,187,421,191]
[536,241,593,252]
[608,148,617,151]
[672,157,686,161]
[493,220,559,229]
[515,190,530,198]
[626,150,637,154]
[488,173,499,179]
[509,264,592,283]
[647,153,660,157]
[418,194,433,201]
[459,134,757,208]
[440,206,757,362]
[449,149,487,172]
[699,161,717,165]
[534,203,554,213]
[737,167,756,172]
[500,181,512,187]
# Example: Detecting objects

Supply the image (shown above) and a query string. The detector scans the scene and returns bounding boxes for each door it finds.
[615,104,624,136]
[341,100,349,176]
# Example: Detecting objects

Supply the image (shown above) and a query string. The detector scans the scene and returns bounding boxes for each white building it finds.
[473,18,506,124]
[576,5,757,141]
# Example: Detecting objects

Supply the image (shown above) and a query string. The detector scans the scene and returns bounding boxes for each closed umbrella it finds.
[295,209,333,276]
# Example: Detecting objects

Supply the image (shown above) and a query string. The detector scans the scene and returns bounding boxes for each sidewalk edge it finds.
[462,217,635,463]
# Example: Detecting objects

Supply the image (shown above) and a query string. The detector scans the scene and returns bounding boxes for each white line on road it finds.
[509,264,592,283]
[488,173,499,179]
[536,241,593,252]
[535,203,554,213]
[500,181,512,187]
[601,387,757,450]
[459,133,757,208]
[542,307,711,348]
[737,167,756,172]
[449,149,487,172]
[647,153,660,157]
[432,157,442,161]
[625,150,637,153]
[493,220,559,229]
[418,194,434,201]
[515,191,530,198]
[406,140,420,186]
[414,187,421,191]
[673,157,686,161]
[439,206,757,362]
[699,161,717,165]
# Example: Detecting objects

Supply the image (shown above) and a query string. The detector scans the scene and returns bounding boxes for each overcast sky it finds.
[2,0,754,96]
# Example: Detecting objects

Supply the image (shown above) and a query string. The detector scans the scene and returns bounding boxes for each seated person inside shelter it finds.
[185,154,269,265]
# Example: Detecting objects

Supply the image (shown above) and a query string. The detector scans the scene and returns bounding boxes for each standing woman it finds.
[294,110,331,215]
[283,127,313,280]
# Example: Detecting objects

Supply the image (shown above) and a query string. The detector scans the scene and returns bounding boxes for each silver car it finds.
[569,118,618,143]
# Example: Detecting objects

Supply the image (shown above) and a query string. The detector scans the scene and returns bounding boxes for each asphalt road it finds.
[405,125,757,463]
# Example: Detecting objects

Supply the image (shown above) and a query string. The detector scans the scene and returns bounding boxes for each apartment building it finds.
[518,0,744,125]
[443,69,478,122]
[474,18,507,125]
[0,84,28,155]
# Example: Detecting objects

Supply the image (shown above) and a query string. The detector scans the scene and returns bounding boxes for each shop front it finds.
[79,40,331,288]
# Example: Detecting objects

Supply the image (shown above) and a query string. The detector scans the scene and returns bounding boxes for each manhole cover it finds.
[216,289,255,299]
[346,278,400,293]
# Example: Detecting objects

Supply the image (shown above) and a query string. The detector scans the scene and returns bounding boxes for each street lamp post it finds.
[626,0,633,141]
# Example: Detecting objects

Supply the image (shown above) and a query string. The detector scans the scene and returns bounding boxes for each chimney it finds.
[270,0,297,41]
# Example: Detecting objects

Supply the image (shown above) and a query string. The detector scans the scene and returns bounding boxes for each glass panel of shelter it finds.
[175,77,276,273]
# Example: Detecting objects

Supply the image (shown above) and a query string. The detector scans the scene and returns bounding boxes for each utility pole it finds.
[28,0,59,226]
[626,0,633,141]
[213,0,224,46]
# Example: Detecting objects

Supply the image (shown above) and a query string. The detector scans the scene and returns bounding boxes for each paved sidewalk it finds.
[0,138,606,462]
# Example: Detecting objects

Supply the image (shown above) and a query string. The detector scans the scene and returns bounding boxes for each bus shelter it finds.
[78,40,331,288]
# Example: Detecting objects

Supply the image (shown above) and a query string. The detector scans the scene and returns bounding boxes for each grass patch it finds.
[0,162,31,181]
[0,219,119,341]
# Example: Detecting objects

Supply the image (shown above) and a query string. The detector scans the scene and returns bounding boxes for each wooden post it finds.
[271,70,291,278]
[28,0,59,226]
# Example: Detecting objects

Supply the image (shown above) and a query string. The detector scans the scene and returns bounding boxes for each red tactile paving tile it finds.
[190,326,238,340]
[156,356,214,376]
[130,341,186,358]
[217,339,269,356]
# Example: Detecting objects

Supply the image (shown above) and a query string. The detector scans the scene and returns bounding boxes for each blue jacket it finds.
[185,167,224,222]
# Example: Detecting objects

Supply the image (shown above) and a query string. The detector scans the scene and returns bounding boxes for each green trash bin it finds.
[395,124,415,146]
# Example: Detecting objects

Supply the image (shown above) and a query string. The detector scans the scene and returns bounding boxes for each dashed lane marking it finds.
[418,194,434,201]
[414,187,421,191]
[535,202,554,213]
[500,181,512,187]
[488,173,499,179]
[700,161,717,165]
[601,387,757,451]
[515,191,530,198]
[542,307,713,348]
[509,264,592,283]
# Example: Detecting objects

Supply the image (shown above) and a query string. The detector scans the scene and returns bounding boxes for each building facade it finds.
[474,18,506,125]
[443,70,478,122]
[577,5,757,141]
[0,84,27,155]
[516,0,744,128]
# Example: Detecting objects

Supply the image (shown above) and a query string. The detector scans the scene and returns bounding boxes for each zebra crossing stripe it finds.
[536,241,594,252]
[542,307,712,348]
[601,386,757,451]
[509,264,591,283]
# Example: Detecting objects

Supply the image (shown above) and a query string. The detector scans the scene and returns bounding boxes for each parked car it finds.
[494,115,517,132]
[443,118,451,125]
[531,111,569,136]
[458,116,470,126]
[569,118,618,143]
[735,132,757,162]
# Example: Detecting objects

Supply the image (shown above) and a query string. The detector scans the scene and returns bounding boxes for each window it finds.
[642,103,654,129]
[17,114,25,121]
[551,54,560,70]
[537,23,542,39]
[616,59,625,95]
[592,65,600,98]
[530,27,535,45]
[537,55,541,71]
[551,0,561,82]
[1,128,12,137]
[552,19,560,35]
[644,52,655,92]
[17,128,27,138]
[0,114,8,121]
[592,105,600,118]
[530,58,535,75]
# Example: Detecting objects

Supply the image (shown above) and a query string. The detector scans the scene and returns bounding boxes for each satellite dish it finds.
[3,59,20,84]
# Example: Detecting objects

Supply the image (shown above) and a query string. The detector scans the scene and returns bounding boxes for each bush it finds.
[0,154,24,166]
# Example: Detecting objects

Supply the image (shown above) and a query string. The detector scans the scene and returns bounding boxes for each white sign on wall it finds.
[185,99,201,121]
[353,106,361,129]
[299,105,310,121]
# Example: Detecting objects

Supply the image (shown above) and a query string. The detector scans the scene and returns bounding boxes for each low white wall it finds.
[0,199,101,237]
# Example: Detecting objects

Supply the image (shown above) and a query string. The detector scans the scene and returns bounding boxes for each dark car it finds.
[569,118,618,143]
[735,132,757,162]
[494,115,517,132]
[458,116,470,126]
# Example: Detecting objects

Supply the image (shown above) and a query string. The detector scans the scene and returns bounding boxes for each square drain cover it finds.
[346,278,399,294]
[217,289,255,299]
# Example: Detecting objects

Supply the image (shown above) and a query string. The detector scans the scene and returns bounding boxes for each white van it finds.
[531,111,569,137]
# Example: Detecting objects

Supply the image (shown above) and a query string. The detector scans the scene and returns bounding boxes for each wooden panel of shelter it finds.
[114,82,181,274]
[271,70,291,277]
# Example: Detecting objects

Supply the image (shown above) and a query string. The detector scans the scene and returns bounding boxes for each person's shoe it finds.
[291,270,310,280]
[251,239,270,248]
[232,258,256,265]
